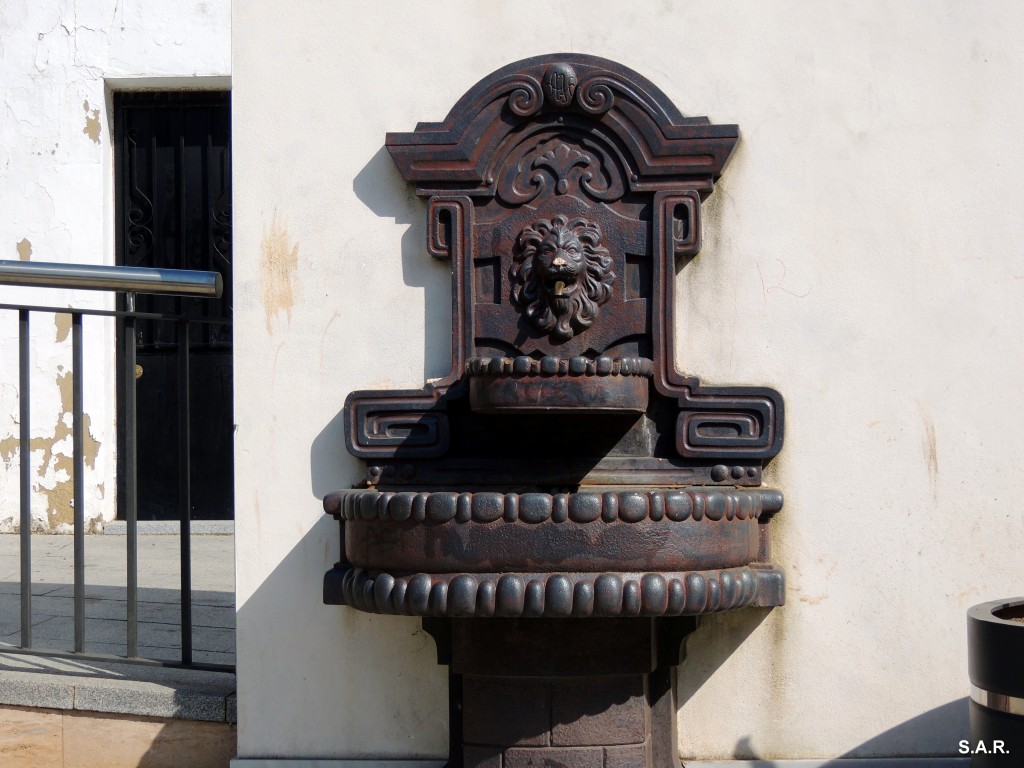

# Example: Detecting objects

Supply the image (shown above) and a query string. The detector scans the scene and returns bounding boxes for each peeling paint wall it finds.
[232,0,1024,762]
[259,212,300,334]
[0,346,102,529]
[0,0,230,529]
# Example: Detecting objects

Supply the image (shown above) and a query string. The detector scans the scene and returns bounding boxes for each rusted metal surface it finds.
[329,487,776,578]
[323,54,786,768]
[469,369,649,414]
[324,565,784,618]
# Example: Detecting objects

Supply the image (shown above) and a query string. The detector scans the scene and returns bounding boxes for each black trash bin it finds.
[968,598,1024,766]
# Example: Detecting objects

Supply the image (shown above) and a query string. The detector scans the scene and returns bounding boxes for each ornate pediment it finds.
[344,54,782,474]
[387,54,738,194]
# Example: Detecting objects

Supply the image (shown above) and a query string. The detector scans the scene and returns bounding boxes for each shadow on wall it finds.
[687,696,969,764]
[282,145,456,759]
[234,514,448,760]
[677,607,773,711]
[310,408,361,501]
[308,145,454,501]
[352,145,453,383]
[677,588,970,764]
[235,531,970,765]
[831,697,969,760]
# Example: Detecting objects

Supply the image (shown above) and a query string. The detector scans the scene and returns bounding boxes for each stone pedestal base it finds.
[423,617,697,768]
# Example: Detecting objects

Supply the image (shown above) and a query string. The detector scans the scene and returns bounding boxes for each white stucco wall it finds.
[232,0,1024,761]
[0,0,230,529]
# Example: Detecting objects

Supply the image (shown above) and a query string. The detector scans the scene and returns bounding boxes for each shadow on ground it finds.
[0,581,235,666]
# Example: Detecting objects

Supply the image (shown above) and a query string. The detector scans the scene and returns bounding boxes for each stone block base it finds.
[425,617,697,768]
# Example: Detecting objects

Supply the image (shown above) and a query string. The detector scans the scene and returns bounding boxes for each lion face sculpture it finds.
[509,215,615,342]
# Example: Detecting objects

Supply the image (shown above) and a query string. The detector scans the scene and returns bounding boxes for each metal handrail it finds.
[0,302,232,324]
[0,260,222,297]
[4,262,232,671]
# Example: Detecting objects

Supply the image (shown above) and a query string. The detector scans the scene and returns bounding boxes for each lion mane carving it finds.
[509,214,615,342]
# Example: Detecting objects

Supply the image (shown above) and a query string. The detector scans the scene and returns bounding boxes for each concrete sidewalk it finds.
[0,533,235,667]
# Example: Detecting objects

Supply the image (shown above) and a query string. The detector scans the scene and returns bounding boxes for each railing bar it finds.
[72,313,86,653]
[125,297,139,657]
[0,303,232,325]
[19,310,32,648]
[149,126,162,348]
[178,116,186,317]
[203,111,213,334]
[0,260,222,297]
[178,319,193,665]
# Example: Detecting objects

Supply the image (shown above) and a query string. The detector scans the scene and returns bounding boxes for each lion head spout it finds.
[509,214,615,342]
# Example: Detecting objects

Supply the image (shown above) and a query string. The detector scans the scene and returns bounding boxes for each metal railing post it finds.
[124,293,139,658]
[72,313,86,652]
[19,309,32,648]
[178,319,193,665]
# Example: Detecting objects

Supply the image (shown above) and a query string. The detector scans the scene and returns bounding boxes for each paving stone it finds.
[0,617,20,637]
[0,669,75,709]
[0,651,236,722]
[192,650,236,667]
[136,600,236,626]
[31,615,138,645]
[193,604,236,629]
[192,589,236,608]
[13,593,132,621]
[0,651,236,693]
[0,533,236,720]
[44,584,133,600]
[191,626,236,654]
[0,580,65,597]
[105,520,234,535]
[4,597,233,658]
[74,677,230,721]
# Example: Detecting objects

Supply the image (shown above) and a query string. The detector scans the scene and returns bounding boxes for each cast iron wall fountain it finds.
[324,54,785,768]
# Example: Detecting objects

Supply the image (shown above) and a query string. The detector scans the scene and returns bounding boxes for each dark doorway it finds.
[114,91,233,521]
